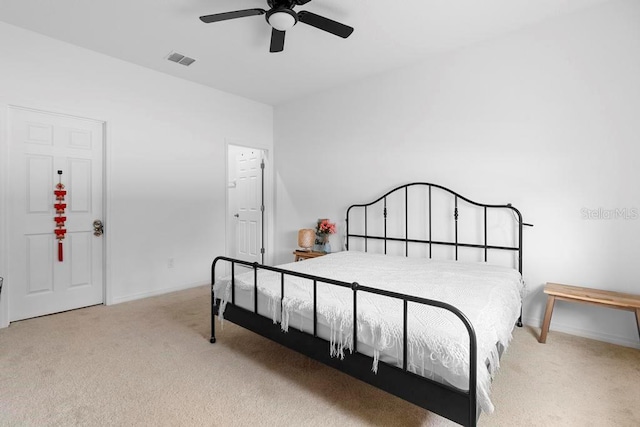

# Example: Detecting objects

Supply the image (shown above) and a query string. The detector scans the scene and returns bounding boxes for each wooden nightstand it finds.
[293,250,325,262]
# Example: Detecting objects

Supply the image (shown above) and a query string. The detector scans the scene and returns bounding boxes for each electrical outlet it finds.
[167,258,174,268]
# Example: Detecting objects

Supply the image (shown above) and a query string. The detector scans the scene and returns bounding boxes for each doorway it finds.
[6,106,105,322]
[227,145,267,265]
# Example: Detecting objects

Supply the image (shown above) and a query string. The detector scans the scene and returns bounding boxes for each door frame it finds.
[0,101,9,328]
[0,102,109,328]
[225,141,273,268]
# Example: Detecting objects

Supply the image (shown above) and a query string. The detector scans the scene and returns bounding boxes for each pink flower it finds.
[316,219,336,235]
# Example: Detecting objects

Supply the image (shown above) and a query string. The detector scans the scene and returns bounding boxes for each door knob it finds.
[234,213,240,218]
[93,220,104,236]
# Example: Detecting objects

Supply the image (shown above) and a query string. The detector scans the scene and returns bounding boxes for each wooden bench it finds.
[539,282,640,343]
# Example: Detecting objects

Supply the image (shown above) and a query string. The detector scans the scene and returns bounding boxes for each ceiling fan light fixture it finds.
[267,9,297,31]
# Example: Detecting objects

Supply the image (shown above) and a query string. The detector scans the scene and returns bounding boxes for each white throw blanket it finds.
[214,251,525,414]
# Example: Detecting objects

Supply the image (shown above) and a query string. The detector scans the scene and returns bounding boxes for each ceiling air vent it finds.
[166,51,196,67]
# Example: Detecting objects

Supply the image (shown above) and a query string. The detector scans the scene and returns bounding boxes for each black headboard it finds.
[345,182,528,274]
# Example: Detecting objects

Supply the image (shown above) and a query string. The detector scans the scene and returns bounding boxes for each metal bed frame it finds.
[210,182,528,427]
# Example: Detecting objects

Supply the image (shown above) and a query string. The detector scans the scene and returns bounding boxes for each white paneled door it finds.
[234,149,263,264]
[8,107,104,321]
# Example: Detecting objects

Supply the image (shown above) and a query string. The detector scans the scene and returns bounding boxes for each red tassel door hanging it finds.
[54,170,67,262]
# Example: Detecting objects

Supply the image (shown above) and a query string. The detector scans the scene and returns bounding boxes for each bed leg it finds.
[210,306,218,343]
[517,306,523,327]
[210,286,217,344]
[210,320,216,344]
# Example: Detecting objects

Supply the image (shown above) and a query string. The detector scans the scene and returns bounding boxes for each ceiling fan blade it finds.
[270,29,286,53]
[297,11,354,38]
[199,9,266,24]
[293,0,313,5]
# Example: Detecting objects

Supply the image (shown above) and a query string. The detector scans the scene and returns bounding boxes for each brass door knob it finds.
[93,220,104,236]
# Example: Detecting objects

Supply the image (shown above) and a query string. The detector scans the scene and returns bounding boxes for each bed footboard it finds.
[210,256,480,427]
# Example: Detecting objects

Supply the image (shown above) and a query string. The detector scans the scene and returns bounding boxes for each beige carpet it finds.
[1,286,638,427]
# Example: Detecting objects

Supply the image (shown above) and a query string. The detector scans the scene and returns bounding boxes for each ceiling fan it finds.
[199,0,354,53]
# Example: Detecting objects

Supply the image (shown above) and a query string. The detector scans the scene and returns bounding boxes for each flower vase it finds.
[315,233,328,252]
[321,234,332,253]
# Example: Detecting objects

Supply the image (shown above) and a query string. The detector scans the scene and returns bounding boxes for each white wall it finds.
[274,0,640,347]
[0,22,273,325]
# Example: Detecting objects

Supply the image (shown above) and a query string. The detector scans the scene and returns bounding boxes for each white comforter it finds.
[214,251,525,414]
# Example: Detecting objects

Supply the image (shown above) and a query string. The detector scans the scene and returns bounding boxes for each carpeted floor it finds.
[1,285,639,426]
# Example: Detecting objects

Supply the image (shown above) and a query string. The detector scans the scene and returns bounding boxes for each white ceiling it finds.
[0,0,611,106]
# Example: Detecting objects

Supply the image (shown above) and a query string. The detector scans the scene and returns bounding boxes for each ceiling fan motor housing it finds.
[267,0,310,8]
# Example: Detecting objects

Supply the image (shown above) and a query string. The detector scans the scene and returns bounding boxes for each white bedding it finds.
[213,251,525,414]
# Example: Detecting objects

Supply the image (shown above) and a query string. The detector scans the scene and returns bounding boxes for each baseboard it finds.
[110,281,208,305]
[0,300,8,329]
[523,316,640,350]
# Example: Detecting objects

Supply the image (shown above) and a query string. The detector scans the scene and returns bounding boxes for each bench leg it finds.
[539,295,556,343]
[636,309,640,342]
